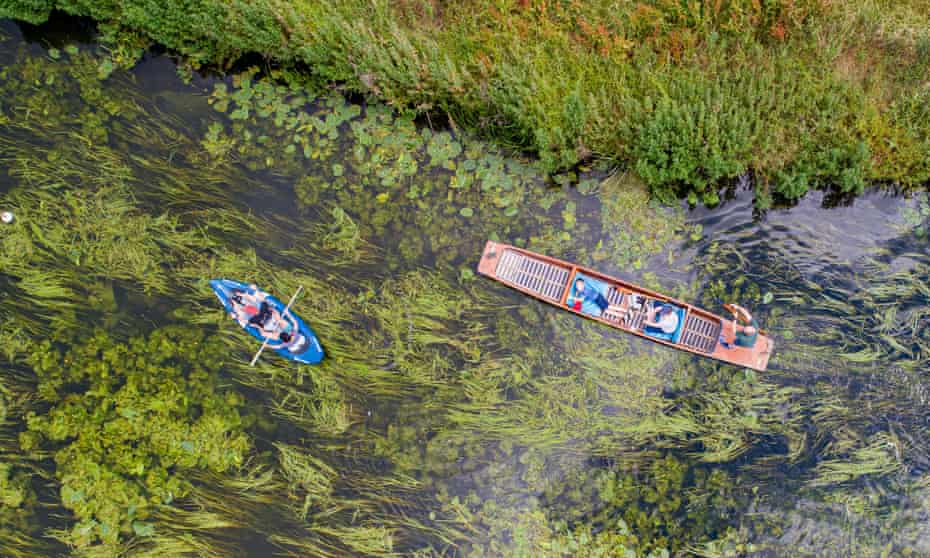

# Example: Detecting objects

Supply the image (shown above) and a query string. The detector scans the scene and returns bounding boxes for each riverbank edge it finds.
[2,1,928,206]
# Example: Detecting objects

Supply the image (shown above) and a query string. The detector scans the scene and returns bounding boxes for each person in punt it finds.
[645,303,680,334]
[567,277,609,314]
[718,303,759,349]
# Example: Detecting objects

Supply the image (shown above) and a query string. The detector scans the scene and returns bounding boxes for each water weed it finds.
[2,24,929,557]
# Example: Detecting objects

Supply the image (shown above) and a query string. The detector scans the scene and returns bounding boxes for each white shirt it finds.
[287,333,306,352]
[657,311,679,333]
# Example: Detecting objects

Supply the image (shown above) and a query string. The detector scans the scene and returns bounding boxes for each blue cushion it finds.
[643,304,686,343]
[566,271,610,317]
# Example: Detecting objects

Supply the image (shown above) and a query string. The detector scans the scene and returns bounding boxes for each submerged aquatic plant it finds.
[809,431,903,487]
[275,443,336,521]
[19,327,250,547]
[9,28,928,558]
[630,376,806,463]
[0,460,46,558]
[317,205,373,264]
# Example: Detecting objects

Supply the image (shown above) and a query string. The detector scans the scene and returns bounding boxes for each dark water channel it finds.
[2,16,930,558]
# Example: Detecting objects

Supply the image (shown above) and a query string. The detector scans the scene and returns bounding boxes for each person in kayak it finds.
[257,306,295,338]
[247,301,274,328]
[262,309,310,354]
[229,291,261,324]
[229,285,276,330]
[266,329,310,354]
[228,284,305,350]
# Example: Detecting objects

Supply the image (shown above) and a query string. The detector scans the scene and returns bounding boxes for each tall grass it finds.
[4,0,927,201]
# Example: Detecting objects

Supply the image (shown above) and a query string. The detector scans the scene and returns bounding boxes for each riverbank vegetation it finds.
[3,0,929,205]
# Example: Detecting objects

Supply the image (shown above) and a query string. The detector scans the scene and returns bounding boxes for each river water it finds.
[1,15,929,558]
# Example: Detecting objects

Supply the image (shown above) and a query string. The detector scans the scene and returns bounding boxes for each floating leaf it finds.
[132,522,155,537]
[459,207,474,217]
[690,224,703,241]
[97,58,115,80]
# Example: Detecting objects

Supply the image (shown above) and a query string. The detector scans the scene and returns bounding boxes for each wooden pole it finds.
[250,285,304,366]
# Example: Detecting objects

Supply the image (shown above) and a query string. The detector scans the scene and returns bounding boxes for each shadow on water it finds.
[12,11,98,47]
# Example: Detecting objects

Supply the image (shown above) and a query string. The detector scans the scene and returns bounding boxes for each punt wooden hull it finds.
[477,241,773,371]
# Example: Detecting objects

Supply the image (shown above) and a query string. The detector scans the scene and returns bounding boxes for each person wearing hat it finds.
[719,303,759,348]
[645,303,680,334]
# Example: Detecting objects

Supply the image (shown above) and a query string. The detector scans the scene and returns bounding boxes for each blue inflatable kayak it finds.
[210,279,324,364]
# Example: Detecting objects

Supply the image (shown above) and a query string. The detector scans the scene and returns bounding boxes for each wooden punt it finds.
[477,241,774,371]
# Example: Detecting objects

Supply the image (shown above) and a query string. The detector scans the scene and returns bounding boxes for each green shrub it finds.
[3,0,925,202]
[622,68,760,204]
[772,137,871,200]
[0,0,53,24]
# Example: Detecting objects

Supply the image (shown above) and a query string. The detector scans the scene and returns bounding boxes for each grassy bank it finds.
[3,0,929,204]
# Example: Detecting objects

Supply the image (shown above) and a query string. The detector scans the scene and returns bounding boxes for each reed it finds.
[274,443,336,521]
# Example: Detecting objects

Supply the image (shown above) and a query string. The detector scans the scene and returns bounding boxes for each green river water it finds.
[1,16,930,558]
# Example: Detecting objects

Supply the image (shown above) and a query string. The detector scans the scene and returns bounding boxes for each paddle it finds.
[250,284,304,366]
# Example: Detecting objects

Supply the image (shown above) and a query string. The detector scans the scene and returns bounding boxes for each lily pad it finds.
[132,521,155,537]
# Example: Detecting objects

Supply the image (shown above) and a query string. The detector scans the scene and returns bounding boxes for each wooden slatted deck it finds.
[601,287,627,324]
[495,249,569,302]
[679,313,722,354]
[627,306,648,330]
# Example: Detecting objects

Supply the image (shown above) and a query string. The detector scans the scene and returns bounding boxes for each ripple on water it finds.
[689,188,919,283]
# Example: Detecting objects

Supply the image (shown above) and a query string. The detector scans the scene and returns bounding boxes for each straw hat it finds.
[723,303,753,324]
